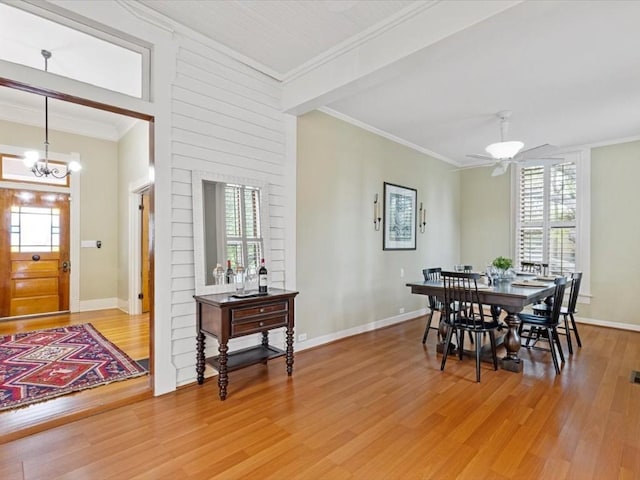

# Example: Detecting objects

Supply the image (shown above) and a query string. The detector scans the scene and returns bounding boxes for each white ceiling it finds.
[2,0,640,165]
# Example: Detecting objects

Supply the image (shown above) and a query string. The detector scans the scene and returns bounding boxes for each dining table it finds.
[406,275,557,372]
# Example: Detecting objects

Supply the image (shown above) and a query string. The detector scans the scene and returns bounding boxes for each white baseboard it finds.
[575,316,640,332]
[79,297,119,312]
[295,308,428,352]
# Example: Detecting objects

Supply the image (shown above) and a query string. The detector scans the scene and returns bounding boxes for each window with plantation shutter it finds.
[516,161,577,275]
[224,184,263,274]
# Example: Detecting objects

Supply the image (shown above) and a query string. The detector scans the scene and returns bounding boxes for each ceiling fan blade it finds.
[491,161,509,176]
[516,144,558,160]
[466,154,494,161]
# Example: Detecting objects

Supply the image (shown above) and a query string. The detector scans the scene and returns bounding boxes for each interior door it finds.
[140,189,150,313]
[0,188,70,317]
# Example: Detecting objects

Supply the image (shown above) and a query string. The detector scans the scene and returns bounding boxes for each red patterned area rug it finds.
[0,323,147,411]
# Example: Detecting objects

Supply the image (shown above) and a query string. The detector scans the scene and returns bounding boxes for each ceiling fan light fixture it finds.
[485,140,524,160]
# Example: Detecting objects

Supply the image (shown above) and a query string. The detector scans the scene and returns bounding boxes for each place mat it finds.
[511,280,551,287]
[536,275,558,281]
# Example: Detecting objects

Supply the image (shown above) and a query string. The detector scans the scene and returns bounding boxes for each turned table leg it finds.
[286,326,294,376]
[196,331,205,385]
[500,310,524,372]
[218,342,229,400]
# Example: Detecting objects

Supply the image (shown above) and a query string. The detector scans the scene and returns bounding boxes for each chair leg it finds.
[440,324,455,372]
[547,327,561,374]
[552,328,565,363]
[563,313,573,354]
[422,311,434,344]
[489,331,498,371]
[459,328,465,360]
[475,332,482,383]
[570,313,582,348]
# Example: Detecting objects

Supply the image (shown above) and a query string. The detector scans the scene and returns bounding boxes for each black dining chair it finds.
[440,271,499,382]
[422,267,443,344]
[518,277,568,374]
[531,272,583,354]
[520,261,549,275]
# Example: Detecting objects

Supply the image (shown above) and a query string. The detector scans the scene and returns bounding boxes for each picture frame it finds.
[383,182,417,250]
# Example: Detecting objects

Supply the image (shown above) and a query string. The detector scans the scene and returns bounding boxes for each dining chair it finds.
[520,261,549,275]
[531,272,583,354]
[440,271,499,382]
[421,268,443,344]
[518,277,568,374]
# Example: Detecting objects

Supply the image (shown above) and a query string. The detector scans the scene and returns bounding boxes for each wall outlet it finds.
[298,333,307,342]
[400,268,405,278]
[399,307,405,314]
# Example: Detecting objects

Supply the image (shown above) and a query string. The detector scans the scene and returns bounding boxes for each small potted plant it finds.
[491,256,514,281]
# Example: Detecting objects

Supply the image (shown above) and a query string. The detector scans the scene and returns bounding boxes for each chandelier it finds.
[23,49,81,178]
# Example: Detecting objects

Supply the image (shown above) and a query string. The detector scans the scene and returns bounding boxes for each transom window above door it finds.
[0,3,148,99]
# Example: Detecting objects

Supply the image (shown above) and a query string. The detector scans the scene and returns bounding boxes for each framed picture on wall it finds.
[383,182,417,250]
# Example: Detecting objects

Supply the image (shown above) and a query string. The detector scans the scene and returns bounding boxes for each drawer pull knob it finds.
[259,308,265,313]
[259,321,265,327]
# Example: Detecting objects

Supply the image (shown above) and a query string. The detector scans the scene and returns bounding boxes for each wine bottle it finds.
[225,260,234,284]
[258,258,268,293]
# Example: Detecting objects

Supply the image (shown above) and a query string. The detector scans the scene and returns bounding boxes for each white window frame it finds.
[511,149,591,303]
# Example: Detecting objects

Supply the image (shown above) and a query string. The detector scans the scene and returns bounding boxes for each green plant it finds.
[492,256,513,271]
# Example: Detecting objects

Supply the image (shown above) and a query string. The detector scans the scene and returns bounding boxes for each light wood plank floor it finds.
[1,315,640,479]
[0,310,151,442]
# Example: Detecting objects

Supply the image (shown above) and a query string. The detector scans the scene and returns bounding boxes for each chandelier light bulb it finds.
[23,151,39,168]
[68,160,82,172]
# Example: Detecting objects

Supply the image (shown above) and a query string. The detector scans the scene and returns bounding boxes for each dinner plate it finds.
[511,280,550,287]
[536,275,557,281]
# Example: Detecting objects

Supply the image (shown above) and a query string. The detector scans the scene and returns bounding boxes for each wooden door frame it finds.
[128,180,150,315]
[0,76,156,391]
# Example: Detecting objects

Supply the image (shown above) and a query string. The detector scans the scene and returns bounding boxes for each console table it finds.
[194,288,298,400]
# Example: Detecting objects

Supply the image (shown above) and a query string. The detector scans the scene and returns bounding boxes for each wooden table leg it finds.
[286,326,294,376]
[500,310,524,373]
[217,342,229,400]
[196,331,205,385]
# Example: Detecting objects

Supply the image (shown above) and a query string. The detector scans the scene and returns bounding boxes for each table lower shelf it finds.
[206,344,285,372]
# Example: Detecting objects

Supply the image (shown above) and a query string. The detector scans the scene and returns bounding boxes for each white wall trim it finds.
[575,316,640,333]
[319,107,456,166]
[79,297,119,312]
[296,308,428,352]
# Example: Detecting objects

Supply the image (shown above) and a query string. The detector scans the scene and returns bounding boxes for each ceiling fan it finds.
[466,111,560,176]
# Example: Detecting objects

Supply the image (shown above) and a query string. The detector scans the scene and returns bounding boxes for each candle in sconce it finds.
[374,194,378,221]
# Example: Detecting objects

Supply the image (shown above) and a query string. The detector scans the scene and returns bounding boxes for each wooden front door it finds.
[0,189,70,317]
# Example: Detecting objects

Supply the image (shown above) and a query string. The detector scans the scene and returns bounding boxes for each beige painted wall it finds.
[459,167,512,271]
[0,119,118,303]
[460,139,640,327]
[297,110,460,341]
[117,121,149,304]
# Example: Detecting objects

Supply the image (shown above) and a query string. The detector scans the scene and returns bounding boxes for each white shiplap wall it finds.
[169,35,287,386]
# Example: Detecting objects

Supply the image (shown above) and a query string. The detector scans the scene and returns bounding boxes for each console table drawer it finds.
[231,314,288,335]
[231,301,288,320]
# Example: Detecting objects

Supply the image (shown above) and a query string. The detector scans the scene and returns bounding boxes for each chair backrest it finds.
[521,261,549,275]
[423,267,442,282]
[423,267,442,310]
[441,271,484,326]
[567,272,583,314]
[549,277,568,325]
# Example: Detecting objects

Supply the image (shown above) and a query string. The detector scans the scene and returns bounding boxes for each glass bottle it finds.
[258,258,268,293]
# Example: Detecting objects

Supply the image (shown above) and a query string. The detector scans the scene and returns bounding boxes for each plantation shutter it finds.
[224,184,263,272]
[517,162,577,275]
[518,166,544,264]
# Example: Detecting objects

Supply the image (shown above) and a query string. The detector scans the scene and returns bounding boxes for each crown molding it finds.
[319,107,457,166]
[0,99,121,141]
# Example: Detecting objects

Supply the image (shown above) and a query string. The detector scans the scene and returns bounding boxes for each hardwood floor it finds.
[0,309,151,442]
[1,315,640,479]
